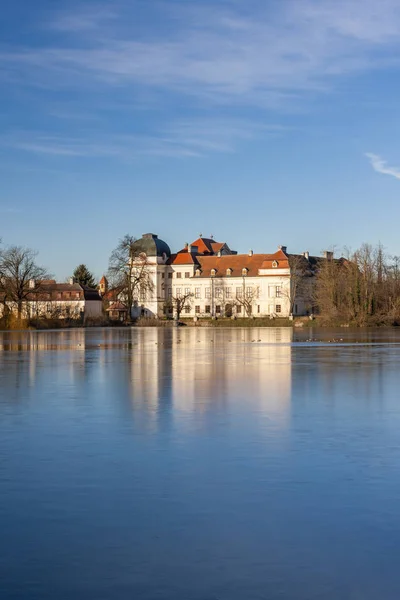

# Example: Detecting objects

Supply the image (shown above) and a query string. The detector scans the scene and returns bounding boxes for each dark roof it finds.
[132,233,171,258]
[81,286,102,301]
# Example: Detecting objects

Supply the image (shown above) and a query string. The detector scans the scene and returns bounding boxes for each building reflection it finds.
[127,327,293,431]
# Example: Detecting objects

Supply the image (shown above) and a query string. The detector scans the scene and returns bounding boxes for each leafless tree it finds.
[0,245,49,319]
[284,255,314,315]
[164,291,194,320]
[232,280,259,316]
[108,234,154,321]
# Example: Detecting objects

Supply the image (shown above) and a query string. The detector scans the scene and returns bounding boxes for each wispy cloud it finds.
[1,118,281,160]
[2,0,400,161]
[366,153,400,180]
[3,0,400,104]
[0,206,22,214]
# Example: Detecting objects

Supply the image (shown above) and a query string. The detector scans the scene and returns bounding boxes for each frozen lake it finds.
[1,327,400,599]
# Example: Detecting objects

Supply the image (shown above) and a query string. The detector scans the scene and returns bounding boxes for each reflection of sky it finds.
[3,329,400,599]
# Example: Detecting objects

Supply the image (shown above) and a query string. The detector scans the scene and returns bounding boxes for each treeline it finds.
[314,244,400,326]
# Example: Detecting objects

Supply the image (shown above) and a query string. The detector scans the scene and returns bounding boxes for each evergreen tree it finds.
[73,264,96,288]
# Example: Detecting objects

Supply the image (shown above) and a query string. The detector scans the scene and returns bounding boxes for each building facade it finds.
[129,233,319,319]
[0,279,103,320]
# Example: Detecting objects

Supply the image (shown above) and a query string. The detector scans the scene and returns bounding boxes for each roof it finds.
[99,275,108,284]
[188,237,233,255]
[131,233,171,258]
[106,301,128,312]
[167,249,198,265]
[25,281,102,302]
[194,250,290,278]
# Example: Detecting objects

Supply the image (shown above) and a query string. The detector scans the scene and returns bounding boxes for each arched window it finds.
[211,268,217,277]
[242,267,248,276]
[226,268,232,276]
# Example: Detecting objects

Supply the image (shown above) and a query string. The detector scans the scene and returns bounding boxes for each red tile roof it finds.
[194,250,289,277]
[167,251,198,265]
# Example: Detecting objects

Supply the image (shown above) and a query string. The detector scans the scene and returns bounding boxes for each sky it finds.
[2,0,400,280]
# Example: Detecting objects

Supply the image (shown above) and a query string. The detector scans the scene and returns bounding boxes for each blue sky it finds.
[2,0,400,280]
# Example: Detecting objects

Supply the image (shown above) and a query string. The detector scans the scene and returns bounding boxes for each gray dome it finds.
[132,233,171,258]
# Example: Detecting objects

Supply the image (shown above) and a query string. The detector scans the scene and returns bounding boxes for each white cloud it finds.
[2,0,400,105]
[1,118,281,160]
[366,153,400,180]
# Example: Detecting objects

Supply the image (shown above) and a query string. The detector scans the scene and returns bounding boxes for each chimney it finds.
[184,242,188,249]
[278,245,287,253]
[248,249,253,256]
[323,251,334,261]
[303,251,309,260]
[29,279,35,289]
[69,277,74,285]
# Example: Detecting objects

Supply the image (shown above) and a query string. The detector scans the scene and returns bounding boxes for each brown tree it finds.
[164,290,194,320]
[108,234,154,321]
[0,245,49,319]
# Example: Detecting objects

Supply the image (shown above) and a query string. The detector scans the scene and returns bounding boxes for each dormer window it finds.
[242,268,248,276]
[272,260,278,268]
[226,268,232,276]
[211,268,217,277]
[195,268,201,277]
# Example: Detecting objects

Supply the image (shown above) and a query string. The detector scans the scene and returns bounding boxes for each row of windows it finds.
[169,287,258,299]
[161,267,267,279]
[175,304,282,315]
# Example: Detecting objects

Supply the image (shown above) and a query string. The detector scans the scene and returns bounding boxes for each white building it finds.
[130,233,320,319]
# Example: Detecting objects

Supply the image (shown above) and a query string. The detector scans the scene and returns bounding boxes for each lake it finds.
[1,327,400,599]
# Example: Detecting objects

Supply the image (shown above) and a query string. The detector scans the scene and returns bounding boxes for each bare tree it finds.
[108,234,154,321]
[284,255,314,315]
[0,245,49,319]
[164,291,194,320]
[233,280,259,316]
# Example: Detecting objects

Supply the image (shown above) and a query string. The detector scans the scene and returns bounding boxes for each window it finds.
[185,287,190,296]
[236,287,242,297]
[211,268,216,276]
[242,268,248,276]
[195,305,200,314]
[226,268,232,276]
[140,289,146,301]
[295,304,298,314]
[176,288,182,298]
[272,260,278,268]
[246,287,252,297]
[215,287,222,298]
[225,288,232,298]
[195,288,201,299]
[75,293,80,299]
[276,304,282,313]
[195,269,201,277]
[205,305,211,313]
[185,272,190,278]
[216,305,221,314]
[176,272,182,278]
[168,272,172,279]
[257,305,260,313]
[276,286,282,298]
[248,305,252,315]
[162,273,165,279]
[205,287,211,299]
[57,292,61,299]
[236,305,242,314]
[185,306,190,314]
[168,287,172,297]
